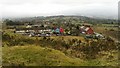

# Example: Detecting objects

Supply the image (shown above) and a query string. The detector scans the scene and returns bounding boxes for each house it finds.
[55,28,60,33]
[85,27,94,34]
[60,27,64,34]
[80,25,94,34]
[52,27,65,36]
[54,27,64,34]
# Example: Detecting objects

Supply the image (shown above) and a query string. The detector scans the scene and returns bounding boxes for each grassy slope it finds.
[2,30,118,66]
[3,45,85,66]
[3,45,118,66]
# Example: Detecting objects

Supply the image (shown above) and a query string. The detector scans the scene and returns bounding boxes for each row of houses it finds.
[15,26,64,37]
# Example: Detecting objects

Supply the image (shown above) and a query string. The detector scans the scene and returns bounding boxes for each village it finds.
[14,23,105,40]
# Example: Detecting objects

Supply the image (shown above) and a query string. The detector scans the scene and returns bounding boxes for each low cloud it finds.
[1,0,119,19]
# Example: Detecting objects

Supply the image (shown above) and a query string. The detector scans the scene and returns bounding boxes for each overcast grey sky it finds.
[0,0,119,19]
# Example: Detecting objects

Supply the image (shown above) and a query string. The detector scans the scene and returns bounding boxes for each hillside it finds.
[3,15,118,26]
[2,16,119,66]
[3,45,83,66]
[2,31,118,66]
[2,45,118,66]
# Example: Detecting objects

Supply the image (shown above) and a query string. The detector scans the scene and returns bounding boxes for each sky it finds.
[0,0,119,19]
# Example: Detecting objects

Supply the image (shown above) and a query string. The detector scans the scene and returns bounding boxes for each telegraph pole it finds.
[35,26,39,46]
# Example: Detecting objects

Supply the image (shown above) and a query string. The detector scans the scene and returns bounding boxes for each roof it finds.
[85,27,90,31]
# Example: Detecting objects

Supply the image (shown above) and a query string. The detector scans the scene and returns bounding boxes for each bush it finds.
[3,32,117,60]
[109,29,115,31]
[2,32,35,46]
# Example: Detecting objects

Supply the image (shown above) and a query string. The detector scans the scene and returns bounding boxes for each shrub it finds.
[2,32,35,46]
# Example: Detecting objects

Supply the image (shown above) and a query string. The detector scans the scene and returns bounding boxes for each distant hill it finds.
[3,15,118,25]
